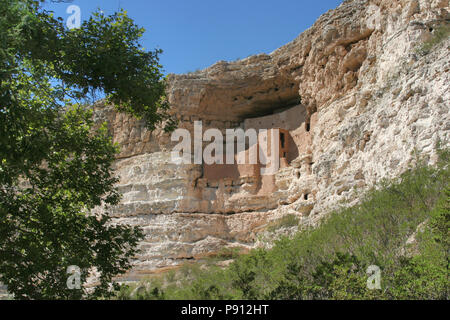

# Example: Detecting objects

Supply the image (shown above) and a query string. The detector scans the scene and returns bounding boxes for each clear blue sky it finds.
[43,0,343,75]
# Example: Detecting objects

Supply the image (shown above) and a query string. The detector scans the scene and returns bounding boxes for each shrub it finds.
[416,23,450,56]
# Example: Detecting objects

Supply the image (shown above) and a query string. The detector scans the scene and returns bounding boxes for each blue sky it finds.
[43,0,343,75]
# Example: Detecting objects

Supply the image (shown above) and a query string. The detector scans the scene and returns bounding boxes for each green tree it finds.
[266,260,311,300]
[0,0,170,299]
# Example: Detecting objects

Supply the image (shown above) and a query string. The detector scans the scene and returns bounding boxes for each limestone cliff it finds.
[92,0,450,279]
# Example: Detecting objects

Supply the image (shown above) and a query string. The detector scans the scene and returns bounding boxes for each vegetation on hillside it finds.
[116,148,449,300]
[417,22,450,56]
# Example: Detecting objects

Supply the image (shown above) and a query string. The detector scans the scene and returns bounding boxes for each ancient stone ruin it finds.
[92,0,450,279]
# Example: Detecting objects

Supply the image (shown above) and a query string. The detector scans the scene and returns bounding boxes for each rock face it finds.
[93,0,450,278]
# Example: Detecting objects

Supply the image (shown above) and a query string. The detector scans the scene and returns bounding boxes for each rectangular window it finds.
[280,132,285,148]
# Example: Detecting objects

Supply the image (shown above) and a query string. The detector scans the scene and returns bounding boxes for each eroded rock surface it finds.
[93,0,450,277]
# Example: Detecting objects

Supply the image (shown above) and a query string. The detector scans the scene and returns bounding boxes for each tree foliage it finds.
[0,0,173,299]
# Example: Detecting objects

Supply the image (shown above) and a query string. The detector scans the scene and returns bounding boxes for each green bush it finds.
[417,23,450,56]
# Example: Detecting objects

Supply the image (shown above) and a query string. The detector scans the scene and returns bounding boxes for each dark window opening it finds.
[280,132,285,148]
[296,171,301,179]
[306,122,311,132]
[304,193,309,200]
[283,152,287,158]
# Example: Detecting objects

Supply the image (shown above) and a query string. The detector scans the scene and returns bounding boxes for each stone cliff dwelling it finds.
[91,0,450,277]
[200,104,317,213]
